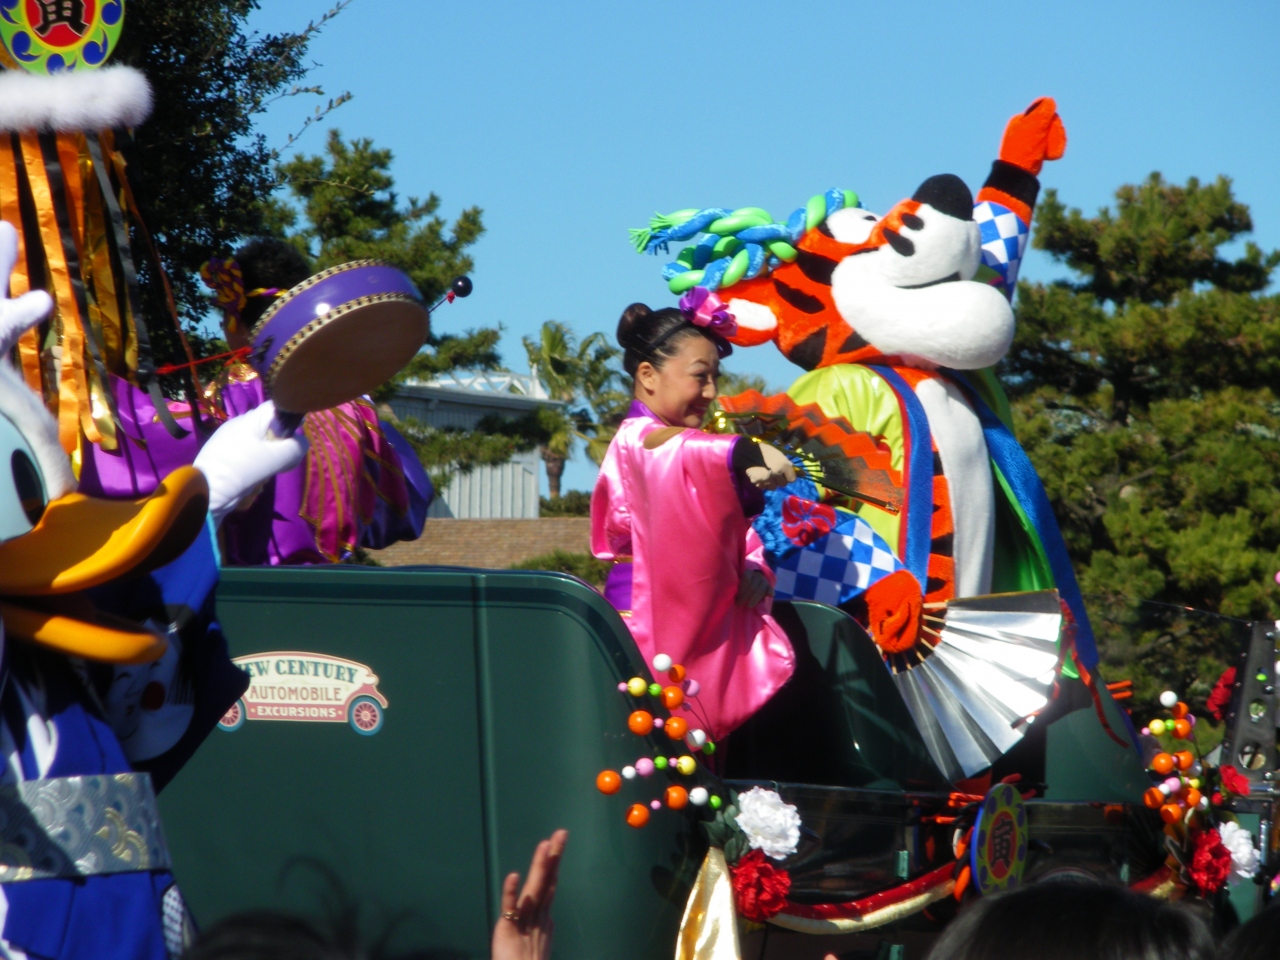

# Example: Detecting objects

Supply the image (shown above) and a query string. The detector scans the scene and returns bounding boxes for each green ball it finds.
[709,795,723,810]
[703,741,716,755]
[654,756,668,770]
[648,683,662,697]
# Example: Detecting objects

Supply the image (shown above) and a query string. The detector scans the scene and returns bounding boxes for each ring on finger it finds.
[501,911,520,922]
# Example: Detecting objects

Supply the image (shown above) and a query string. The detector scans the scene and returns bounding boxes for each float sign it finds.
[218,651,388,736]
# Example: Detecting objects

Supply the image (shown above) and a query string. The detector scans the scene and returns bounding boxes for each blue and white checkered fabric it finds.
[974,200,1029,292]
[772,515,903,606]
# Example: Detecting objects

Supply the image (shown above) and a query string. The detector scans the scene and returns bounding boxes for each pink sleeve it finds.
[590,439,631,560]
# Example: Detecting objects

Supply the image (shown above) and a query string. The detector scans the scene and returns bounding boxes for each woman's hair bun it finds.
[617,302,652,344]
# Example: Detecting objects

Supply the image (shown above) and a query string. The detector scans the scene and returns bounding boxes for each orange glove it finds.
[997,97,1067,176]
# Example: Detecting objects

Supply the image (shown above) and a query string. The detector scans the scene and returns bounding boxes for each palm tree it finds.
[523,321,623,496]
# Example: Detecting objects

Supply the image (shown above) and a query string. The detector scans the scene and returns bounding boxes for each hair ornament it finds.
[678,287,737,340]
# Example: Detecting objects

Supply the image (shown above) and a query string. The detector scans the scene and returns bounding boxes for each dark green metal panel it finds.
[159,567,693,960]
[1043,681,1148,802]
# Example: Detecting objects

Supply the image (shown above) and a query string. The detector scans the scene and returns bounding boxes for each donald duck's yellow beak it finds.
[0,466,209,663]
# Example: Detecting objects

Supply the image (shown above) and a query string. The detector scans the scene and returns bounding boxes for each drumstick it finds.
[426,276,473,316]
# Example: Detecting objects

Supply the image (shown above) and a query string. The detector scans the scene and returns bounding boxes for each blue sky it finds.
[246,1,1280,495]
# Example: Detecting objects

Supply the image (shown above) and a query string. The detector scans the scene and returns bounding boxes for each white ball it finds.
[652,654,673,673]
[689,787,710,806]
[621,765,637,780]
[1159,691,1178,708]
[685,729,708,750]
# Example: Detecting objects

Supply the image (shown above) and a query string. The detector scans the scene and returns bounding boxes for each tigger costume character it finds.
[635,99,1136,785]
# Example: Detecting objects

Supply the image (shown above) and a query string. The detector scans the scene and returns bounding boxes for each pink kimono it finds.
[591,401,795,738]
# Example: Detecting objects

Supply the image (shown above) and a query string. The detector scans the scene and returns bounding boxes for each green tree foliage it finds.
[509,549,610,586]
[115,1,350,356]
[523,321,626,491]
[1003,173,1280,714]
[275,130,483,304]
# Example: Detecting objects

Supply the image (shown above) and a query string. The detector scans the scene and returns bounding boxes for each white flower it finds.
[1218,821,1259,879]
[734,787,801,860]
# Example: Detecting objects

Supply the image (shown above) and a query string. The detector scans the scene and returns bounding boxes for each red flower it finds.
[781,496,836,548]
[1188,828,1232,895]
[1206,667,1237,721]
[1220,765,1251,797]
[730,849,792,922]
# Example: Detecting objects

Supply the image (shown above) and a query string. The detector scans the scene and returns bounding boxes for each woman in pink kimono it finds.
[591,289,797,739]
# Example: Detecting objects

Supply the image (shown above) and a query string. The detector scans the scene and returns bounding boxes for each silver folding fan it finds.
[889,590,1064,783]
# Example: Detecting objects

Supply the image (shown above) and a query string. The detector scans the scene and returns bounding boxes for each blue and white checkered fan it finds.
[898,590,1064,782]
[754,481,903,606]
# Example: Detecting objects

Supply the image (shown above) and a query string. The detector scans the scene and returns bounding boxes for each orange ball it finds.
[1174,750,1195,771]
[665,785,689,810]
[661,685,685,710]
[664,716,689,740]
[1143,787,1165,809]
[626,804,650,828]
[628,710,654,735]
[1184,787,1202,809]
[668,664,687,683]
[1151,753,1174,775]
[1159,803,1184,825]
[1173,719,1192,740]
[596,770,621,795]
[1171,701,1189,720]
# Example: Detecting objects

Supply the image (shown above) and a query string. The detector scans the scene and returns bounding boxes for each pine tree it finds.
[1003,173,1280,715]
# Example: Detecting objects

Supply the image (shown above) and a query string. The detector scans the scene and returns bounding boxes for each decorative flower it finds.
[1188,828,1232,895]
[1220,765,1251,797]
[678,286,738,339]
[864,569,923,655]
[734,786,801,860]
[781,496,836,547]
[1218,820,1259,879]
[1206,667,1236,721]
[730,849,792,922]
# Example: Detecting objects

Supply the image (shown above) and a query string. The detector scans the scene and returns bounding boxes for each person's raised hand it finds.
[492,829,568,960]
[735,568,774,609]
[745,442,796,491]
[997,97,1066,175]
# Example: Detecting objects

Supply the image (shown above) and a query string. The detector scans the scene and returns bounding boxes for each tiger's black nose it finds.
[912,174,973,221]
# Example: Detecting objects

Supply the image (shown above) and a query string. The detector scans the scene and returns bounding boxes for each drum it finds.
[249,260,429,414]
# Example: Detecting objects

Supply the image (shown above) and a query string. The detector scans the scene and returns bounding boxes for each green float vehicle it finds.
[159,565,1277,959]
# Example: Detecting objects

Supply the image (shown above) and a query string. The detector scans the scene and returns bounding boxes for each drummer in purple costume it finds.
[78,239,432,564]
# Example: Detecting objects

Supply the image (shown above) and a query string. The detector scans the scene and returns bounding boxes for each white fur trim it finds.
[0,360,74,499]
[826,207,880,244]
[830,269,1015,370]
[0,66,151,132]
[727,298,777,333]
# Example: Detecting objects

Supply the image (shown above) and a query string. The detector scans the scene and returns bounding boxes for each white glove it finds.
[745,442,797,491]
[194,401,308,526]
[0,221,53,355]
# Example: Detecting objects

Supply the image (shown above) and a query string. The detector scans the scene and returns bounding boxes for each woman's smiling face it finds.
[634,332,720,428]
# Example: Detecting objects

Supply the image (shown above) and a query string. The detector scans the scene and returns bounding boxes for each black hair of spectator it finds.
[923,879,1213,960]
[232,238,313,330]
[181,912,352,960]
[1216,902,1280,960]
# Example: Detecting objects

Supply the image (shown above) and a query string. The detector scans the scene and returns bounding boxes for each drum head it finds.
[268,296,428,412]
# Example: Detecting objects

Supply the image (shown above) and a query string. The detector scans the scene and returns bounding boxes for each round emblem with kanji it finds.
[0,0,124,74]
[970,782,1028,895]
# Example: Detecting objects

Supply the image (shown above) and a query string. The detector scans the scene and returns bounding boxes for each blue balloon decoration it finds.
[101,0,123,26]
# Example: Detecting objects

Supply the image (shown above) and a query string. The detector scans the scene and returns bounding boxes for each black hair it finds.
[616,302,730,377]
[923,879,1212,960]
[232,238,314,331]
[1217,903,1280,960]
